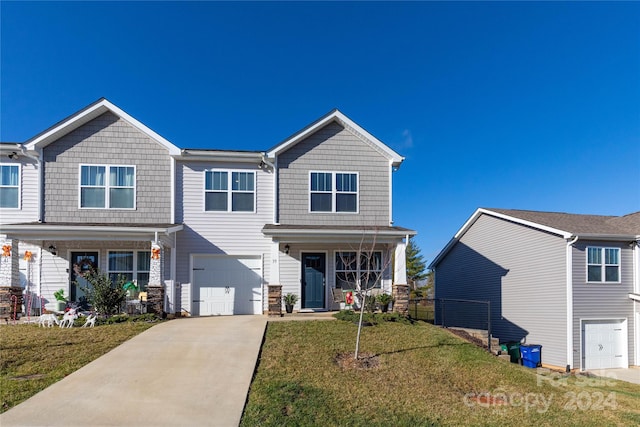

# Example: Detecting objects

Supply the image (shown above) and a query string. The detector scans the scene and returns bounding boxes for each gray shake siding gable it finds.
[43,112,172,223]
[435,214,568,368]
[277,122,390,226]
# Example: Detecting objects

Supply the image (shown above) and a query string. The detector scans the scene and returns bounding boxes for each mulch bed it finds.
[335,352,381,370]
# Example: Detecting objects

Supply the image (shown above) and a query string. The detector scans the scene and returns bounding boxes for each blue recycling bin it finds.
[520,344,542,368]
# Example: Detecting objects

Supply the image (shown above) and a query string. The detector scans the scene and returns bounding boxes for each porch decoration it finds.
[2,245,11,257]
[74,257,95,277]
[151,247,161,260]
[283,293,298,314]
[23,250,32,261]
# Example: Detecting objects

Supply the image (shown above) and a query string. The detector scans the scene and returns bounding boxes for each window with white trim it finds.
[204,170,255,212]
[335,251,382,289]
[587,247,620,283]
[310,171,358,213]
[0,164,20,208]
[80,165,135,209]
[108,251,151,291]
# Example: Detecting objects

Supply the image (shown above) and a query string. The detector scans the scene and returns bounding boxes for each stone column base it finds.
[146,286,165,316]
[392,284,410,316]
[268,285,282,317]
[0,286,23,320]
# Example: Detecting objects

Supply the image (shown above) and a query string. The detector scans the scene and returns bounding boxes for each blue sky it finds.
[2,1,639,262]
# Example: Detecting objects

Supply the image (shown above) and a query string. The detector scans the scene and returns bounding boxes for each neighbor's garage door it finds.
[192,255,262,316]
[582,319,628,370]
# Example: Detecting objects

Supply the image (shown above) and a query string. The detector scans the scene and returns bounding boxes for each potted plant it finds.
[283,293,298,314]
[53,288,68,312]
[376,293,394,313]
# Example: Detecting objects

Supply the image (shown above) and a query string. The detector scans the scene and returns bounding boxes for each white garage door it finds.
[583,319,628,370]
[192,255,262,316]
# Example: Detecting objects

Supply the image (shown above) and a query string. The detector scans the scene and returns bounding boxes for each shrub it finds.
[77,268,128,315]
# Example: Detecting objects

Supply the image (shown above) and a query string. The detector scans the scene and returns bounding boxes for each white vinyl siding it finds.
[0,164,20,209]
[309,171,358,213]
[79,164,136,209]
[587,247,620,283]
[204,170,255,213]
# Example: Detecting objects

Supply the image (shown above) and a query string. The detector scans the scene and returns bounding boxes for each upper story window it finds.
[587,247,620,283]
[0,164,20,209]
[80,165,135,209]
[310,171,358,213]
[204,170,255,212]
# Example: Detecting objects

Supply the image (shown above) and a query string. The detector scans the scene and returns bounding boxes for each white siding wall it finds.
[175,161,274,312]
[279,243,392,311]
[1,157,40,224]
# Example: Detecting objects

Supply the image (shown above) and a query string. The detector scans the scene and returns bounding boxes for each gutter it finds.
[566,235,579,372]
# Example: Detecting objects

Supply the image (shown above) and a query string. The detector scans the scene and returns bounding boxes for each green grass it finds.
[242,320,640,426]
[0,321,154,412]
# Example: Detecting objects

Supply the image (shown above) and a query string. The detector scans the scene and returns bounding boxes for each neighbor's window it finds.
[0,164,20,208]
[205,170,255,212]
[335,251,382,289]
[108,250,151,291]
[310,171,358,213]
[80,165,135,209]
[587,247,620,283]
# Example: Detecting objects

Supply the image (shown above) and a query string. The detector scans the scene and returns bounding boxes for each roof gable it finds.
[266,109,404,167]
[24,98,181,155]
[429,208,640,269]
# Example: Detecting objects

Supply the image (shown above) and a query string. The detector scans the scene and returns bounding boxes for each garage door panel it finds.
[192,255,262,316]
[583,320,627,370]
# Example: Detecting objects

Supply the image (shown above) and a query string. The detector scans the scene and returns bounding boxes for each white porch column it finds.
[0,239,19,288]
[394,237,407,285]
[149,242,163,286]
[270,240,281,284]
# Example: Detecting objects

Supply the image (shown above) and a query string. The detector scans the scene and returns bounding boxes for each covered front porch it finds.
[262,224,416,313]
[0,223,182,318]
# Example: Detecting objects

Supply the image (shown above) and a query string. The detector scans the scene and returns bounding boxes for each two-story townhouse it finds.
[429,208,640,371]
[0,99,415,317]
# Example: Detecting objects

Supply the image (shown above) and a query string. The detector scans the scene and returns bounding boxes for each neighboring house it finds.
[429,208,640,371]
[0,99,415,317]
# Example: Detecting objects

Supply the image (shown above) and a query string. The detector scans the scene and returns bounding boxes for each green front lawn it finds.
[242,320,640,426]
[0,322,154,412]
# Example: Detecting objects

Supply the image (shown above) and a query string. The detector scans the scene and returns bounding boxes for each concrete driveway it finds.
[0,316,267,427]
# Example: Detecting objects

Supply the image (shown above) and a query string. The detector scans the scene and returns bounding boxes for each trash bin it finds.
[506,342,521,364]
[520,344,542,368]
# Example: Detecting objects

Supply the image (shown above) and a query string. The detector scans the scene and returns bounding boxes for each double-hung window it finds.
[0,164,20,208]
[108,250,151,291]
[204,170,255,212]
[587,247,620,283]
[335,251,383,289]
[310,171,358,213]
[80,165,135,209]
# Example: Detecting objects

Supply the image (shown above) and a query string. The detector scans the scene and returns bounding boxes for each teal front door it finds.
[302,253,325,309]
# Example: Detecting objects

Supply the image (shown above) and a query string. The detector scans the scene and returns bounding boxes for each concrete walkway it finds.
[587,367,640,385]
[0,316,267,427]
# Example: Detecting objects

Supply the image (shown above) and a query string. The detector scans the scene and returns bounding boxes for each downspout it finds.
[388,160,393,225]
[170,157,176,224]
[566,235,579,372]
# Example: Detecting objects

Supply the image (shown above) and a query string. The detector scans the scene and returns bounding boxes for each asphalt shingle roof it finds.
[486,208,640,236]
